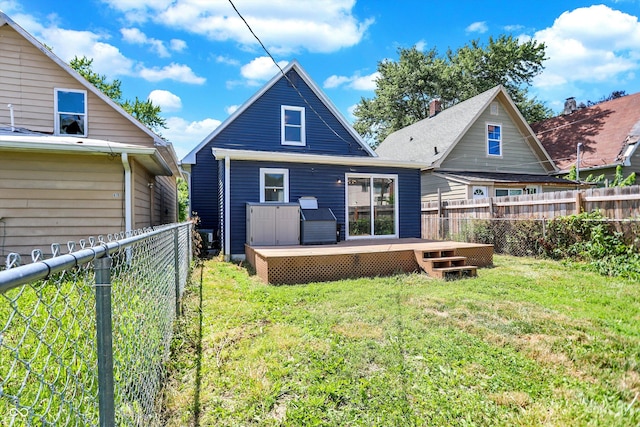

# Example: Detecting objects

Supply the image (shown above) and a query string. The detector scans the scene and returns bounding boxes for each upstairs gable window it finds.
[487,123,502,156]
[281,105,305,146]
[55,89,87,136]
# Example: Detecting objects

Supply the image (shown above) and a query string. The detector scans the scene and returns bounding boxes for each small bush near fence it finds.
[444,211,640,281]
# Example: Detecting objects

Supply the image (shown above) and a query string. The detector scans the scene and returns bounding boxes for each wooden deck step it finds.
[413,250,478,280]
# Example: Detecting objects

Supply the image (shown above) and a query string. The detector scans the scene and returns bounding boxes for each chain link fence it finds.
[0,222,192,426]
[428,217,640,257]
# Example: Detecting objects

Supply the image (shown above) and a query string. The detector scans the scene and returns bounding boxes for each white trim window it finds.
[495,188,522,197]
[281,105,305,146]
[260,168,289,202]
[345,173,398,239]
[54,88,87,136]
[487,123,502,156]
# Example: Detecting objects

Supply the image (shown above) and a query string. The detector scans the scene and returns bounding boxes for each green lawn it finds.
[162,256,640,426]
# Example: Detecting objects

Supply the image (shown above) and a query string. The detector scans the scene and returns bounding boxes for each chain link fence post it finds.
[174,227,181,317]
[94,254,115,427]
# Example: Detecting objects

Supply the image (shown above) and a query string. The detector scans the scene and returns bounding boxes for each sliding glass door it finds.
[346,174,398,239]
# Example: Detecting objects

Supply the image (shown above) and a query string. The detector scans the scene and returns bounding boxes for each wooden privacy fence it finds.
[422,184,640,240]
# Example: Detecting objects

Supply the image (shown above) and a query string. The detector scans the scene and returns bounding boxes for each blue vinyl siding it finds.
[227,160,421,255]
[191,148,218,231]
[210,70,370,157]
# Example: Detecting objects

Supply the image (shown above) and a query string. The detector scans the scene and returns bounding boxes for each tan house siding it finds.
[155,175,178,225]
[133,160,153,229]
[0,151,125,257]
[421,174,468,202]
[0,24,153,147]
[440,102,547,174]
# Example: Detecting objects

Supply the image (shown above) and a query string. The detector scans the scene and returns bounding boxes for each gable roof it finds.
[376,85,556,172]
[532,92,640,173]
[0,10,181,176]
[181,60,376,164]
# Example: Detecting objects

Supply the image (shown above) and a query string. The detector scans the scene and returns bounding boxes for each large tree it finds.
[353,35,552,147]
[69,56,166,132]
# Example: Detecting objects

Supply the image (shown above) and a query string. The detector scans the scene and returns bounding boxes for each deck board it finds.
[245,238,493,285]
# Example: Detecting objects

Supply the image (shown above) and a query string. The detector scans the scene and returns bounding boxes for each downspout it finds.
[121,153,133,233]
[7,104,15,132]
[224,155,231,261]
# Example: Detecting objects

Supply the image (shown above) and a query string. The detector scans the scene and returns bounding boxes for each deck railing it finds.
[0,222,192,426]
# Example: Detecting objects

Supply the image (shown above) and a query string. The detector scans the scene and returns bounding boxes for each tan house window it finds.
[55,88,87,136]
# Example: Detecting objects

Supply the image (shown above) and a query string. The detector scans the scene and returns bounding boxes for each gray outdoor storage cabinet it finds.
[299,197,337,245]
[246,203,300,246]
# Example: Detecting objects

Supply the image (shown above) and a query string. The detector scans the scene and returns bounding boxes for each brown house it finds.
[0,11,182,258]
[532,93,640,182]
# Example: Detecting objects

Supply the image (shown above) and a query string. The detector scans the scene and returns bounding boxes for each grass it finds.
[162,255,640,426]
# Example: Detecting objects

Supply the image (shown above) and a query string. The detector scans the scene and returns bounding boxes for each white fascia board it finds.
[0,135,172,175]
[211,148,427,170]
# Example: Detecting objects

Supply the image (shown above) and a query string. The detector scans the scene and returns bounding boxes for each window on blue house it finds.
[55,88,87,136]
[260,168,289,202]
[281,106,305,146]
[487,123,502,156]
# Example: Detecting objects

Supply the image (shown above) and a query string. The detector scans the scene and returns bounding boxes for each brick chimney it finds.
[563,97,577,115]
[429,99,442,117]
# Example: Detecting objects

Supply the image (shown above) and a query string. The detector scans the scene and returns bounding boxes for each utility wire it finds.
[227,0,363,151]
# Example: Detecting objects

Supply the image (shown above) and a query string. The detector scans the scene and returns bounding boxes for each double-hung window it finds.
[260,168,289,202]
[487,123,502,156]
[281,105,305,146]
[55,89,87,136]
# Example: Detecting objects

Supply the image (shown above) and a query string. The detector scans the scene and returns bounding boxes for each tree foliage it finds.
[69,56,166,132]
[564,164,636,187]
[353,35,552,147]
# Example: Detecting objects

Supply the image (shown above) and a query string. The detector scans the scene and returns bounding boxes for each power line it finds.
[227,0,362,151]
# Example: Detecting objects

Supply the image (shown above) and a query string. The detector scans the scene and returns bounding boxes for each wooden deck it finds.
[245,238,493,285]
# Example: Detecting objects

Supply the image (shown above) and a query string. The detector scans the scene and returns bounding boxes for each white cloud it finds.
[225,105,240,115]
[414,39,427,51]
[103,0,373,54]
[240,56,288,83]
[324,75,351,89]
[148,90,182,112]
[170,39,187,52]
[163,116,221,159]
[139,63,206,84]
[215,55,241,66]
[323,71,380,91]
[121,27,185,58]
[466,21,488,34]
[532,5,640,88]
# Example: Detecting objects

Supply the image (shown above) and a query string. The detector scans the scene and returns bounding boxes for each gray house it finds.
[376,85,576,202]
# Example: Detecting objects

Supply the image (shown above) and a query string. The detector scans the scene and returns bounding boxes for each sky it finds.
[2,0,640,159]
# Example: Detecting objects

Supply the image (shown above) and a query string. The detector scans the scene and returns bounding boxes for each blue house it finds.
[182,61,424,260]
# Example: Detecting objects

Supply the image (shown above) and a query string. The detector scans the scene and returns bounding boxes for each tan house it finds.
[376,85,577,202]
[0,11,181,258]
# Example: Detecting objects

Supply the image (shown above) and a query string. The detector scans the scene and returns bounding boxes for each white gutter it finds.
[121,153,133,234]
[224,155,231,261]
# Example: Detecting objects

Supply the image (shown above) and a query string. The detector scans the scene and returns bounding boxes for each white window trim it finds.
[486,122,502,157]
[54,88,87,137]
[259,168,289,203]
[281,105,306,146]
[345,173,399,240]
